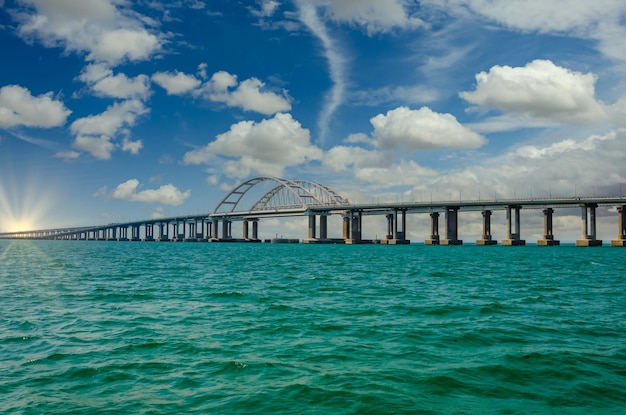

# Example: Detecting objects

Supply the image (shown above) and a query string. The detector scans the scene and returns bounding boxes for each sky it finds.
[1,0,626,241]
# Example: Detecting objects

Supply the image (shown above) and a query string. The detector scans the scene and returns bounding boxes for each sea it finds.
[1,240,625,414]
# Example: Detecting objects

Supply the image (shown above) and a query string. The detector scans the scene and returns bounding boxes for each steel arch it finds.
[213,177,350,214]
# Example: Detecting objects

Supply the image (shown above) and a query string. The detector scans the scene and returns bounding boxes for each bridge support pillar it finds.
[131,225,141,241]
[425,212,440,245]
[144,224,154,241]
[388,209,409,244]
[611,205,626,246]
[157,222,169,242]
[503,205,525,246]
[118,226,128,241]
[577,204,602,246]
[197,220,207,241]
[538,208,560,246]
[319,214,328,240]
[185,222,198,242]
[442,207,462,245]
[385,214,393,240]
[477,210,497,245]
[251,219,259,241]
[345,211,364,244]
[221,220,232,241]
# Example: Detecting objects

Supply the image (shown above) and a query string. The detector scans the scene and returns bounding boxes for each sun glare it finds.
[0,177,57,233]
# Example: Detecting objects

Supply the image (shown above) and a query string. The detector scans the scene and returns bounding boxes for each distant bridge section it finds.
[1,176,626,246]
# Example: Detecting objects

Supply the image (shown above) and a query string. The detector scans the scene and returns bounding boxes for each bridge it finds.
[1,176,626,247]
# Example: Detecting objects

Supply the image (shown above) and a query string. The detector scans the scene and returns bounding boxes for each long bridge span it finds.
[1,176,625,247]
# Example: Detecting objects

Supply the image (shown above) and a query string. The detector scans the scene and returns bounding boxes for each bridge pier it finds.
[118,226,128,241]
[386,209,409,244]
[185,221,198,242]
[538,208,560,246]
[344,211,365,244]
[476,210,497,245]
[143,224,154,241]
[577,203,602,246]
[425,212,440,245]
[157,222,170,242]
[611,205,626,246]
[442,207,462,245]
[502,205,525,246]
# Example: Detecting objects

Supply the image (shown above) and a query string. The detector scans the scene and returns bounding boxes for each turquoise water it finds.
[1,240,625,414]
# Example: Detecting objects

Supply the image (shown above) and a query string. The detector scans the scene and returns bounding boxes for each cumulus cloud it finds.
[110,179,191,206]
[0,85,71,128]
[410,128,626,201]
[78,64,151,99]
[198,71,291,115]
[183,113,322,178]
[70,99,149,159]
[152,71,202,95]
[370,106,487,151]
[460,60,608,125]
[323,146,437,186]
[15,0,163,66]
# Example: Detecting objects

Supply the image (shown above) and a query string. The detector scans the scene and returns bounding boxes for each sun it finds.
[0,177,57,233]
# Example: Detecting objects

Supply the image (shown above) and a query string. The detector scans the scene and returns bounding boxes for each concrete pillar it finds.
[210,220,218,240]
[388,209,409,244]
[243,220,249,240]
[611,205,626,246]
[577,204,602,246]
[477,210,497,245]
[425,212,440,245]
[144,224,154,241]
[319,214,328,240]
[344,211,362,244]
[442,207,462,245]
[308,215,316,239]
[343,215,350,240]
[185,222,197,242]
[503,205,525,246]
[385,214,393,240]
[222,220,229,240]
[157,222,169,242]
[252,219,259,240]
[538,208,560,246]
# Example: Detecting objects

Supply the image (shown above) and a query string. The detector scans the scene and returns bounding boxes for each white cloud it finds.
[250,0,280,17]
[302,0,426,34]
[110,179,191,206]
[199,71,291,115]
[152,71,201,95]
[15,0,163,66]
[460,60,608,125]
[350,85,439,106]
[298,2,346,144]
[121,137,143,155]
[354,160,438,186]
[79,64,151,99]
[323,145,392,172]
[183,113,322,178]
[370,106,487,151]
[70,99,149,159]
[0,85,71,128]
[425,0,626,61]
[54,150,80,161]
[410,128,626,201]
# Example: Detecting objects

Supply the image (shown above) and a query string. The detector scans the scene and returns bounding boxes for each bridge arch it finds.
[213,177,350,214]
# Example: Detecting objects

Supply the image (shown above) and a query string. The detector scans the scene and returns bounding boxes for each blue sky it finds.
[1,0,626,240]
